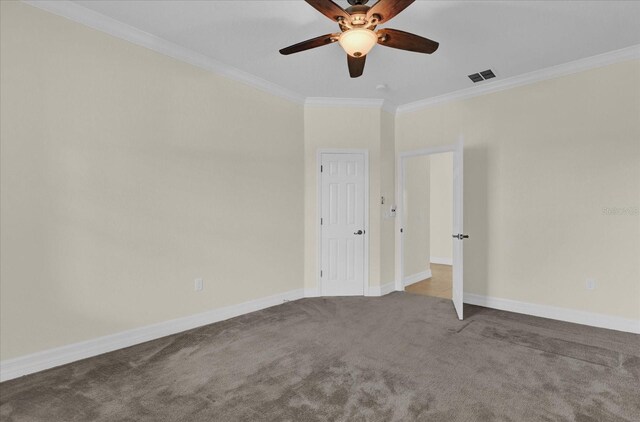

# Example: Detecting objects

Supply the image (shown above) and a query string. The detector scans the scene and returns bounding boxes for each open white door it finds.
[451,139,466,320]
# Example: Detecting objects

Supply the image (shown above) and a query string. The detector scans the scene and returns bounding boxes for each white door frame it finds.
[395,142,460,293]
[317,149,370,296]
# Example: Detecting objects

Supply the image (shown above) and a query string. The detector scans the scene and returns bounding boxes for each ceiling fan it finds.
[279,0,439,78]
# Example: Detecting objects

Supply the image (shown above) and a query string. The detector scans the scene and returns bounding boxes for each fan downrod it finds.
[347,0,369,5]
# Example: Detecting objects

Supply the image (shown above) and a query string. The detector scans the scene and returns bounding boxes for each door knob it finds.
[354,230,364,235]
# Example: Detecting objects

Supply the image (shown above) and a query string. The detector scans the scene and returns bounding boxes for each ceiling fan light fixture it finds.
[339,28,378,58]
[279,0,439,78]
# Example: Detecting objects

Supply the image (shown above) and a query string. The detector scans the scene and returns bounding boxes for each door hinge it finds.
[320,270,323,278]
[320,218,323,225]
[400,228,404,233]
[320,165,323,173]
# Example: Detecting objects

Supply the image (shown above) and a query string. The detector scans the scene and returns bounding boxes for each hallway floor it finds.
[405,263,452,299]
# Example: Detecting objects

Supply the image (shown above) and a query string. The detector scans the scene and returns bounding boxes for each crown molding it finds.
[397,44,640,114]
[381,100,398,114]
[23,0,306,105]
[305,97,398,113]
[21,1,640,115]
[305,97,384,109]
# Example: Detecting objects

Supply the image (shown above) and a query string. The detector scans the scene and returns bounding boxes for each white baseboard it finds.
[0,288,305,382]
[463,293,640,334]
[308,281,395,298]
[380,281,395,296]
[366,281,395,297]
[403,270,432,287]
[430,256,453,266]
[304,287,320,298]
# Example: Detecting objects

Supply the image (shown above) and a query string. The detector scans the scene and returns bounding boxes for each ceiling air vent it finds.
[480,69,496,80]
[468,69,496,83]
[468,73,483,83]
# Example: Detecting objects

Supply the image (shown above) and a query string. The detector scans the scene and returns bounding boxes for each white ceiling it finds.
[68,0,640,105]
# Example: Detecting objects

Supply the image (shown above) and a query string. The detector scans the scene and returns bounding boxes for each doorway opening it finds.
[402,152,454,299]
[396,141,465,319]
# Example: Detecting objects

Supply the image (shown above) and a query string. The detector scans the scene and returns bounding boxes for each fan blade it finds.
[347,55,366,78]
[367,0,415,24]
[305,0,350,22]
[279,33,338,55]
[377,28,439,54]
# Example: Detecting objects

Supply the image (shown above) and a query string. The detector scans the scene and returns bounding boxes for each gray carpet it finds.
[1,293,639,421]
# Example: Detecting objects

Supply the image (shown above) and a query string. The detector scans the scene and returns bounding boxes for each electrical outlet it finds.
[585,278,596,290]
[194,278,204,292]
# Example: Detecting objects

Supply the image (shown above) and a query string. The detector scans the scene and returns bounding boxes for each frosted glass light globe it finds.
[339,28,378,58]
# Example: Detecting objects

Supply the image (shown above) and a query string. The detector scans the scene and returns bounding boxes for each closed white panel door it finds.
[321,153,365,296]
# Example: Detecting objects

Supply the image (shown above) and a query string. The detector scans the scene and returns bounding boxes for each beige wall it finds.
[429,153,453,262]
[0,2,304,360]
[2,1,638,365]
[303,106,385,293]
[397,60,640,320]
[403,156,431,278]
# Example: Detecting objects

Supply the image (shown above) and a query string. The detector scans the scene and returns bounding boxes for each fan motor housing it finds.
[345,5,370,15]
